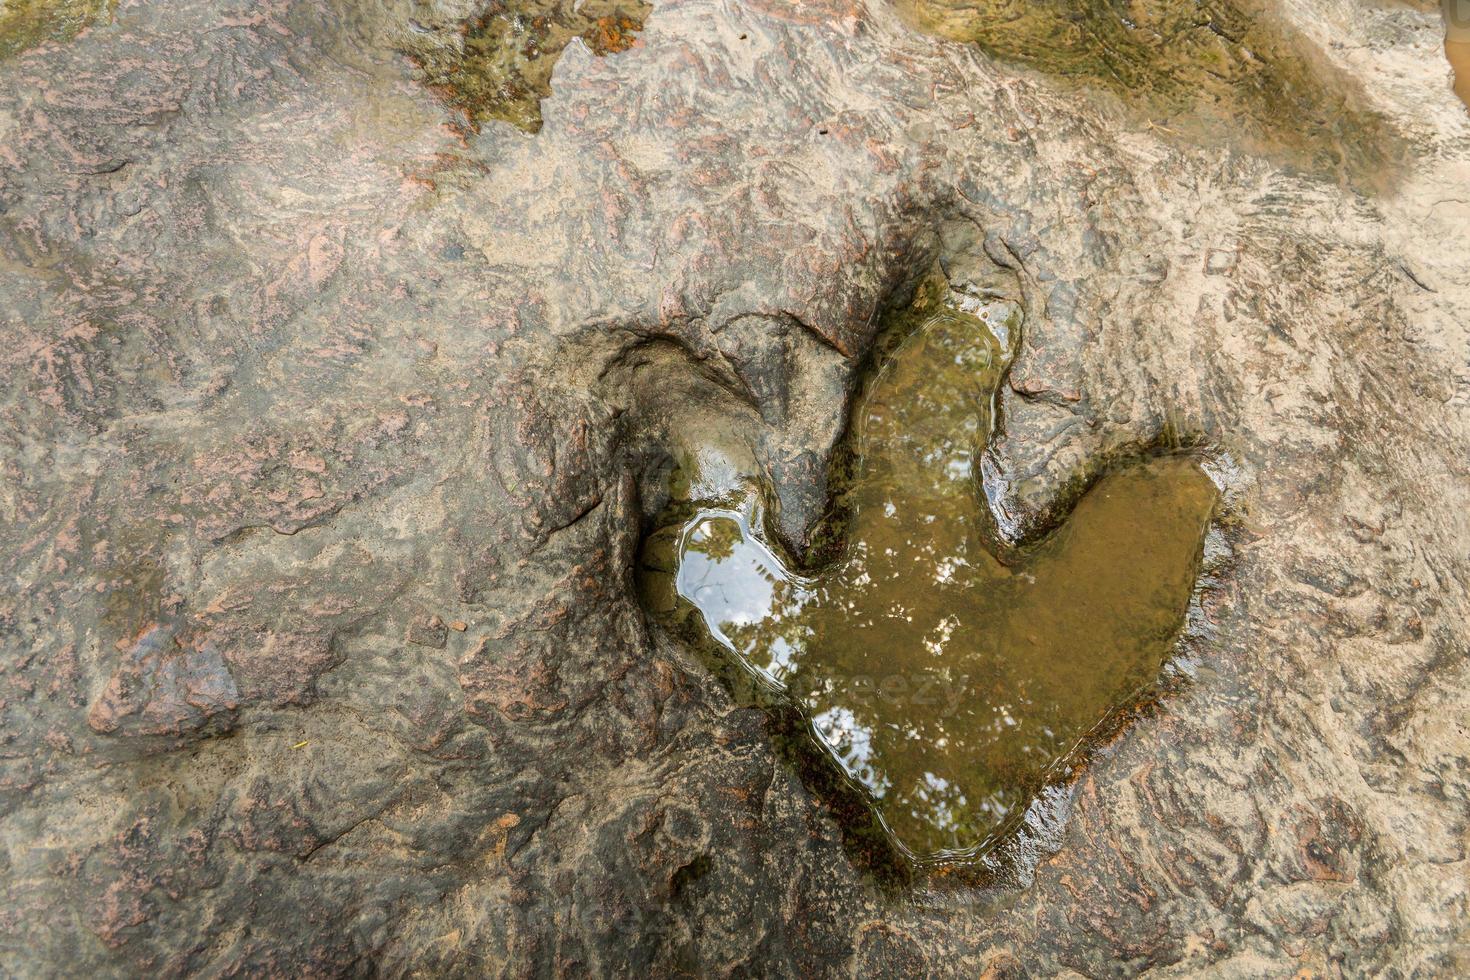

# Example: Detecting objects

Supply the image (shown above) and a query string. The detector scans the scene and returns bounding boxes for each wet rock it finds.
[0,0,111,61]
[401,0,651,133]
[0,0,1467,974]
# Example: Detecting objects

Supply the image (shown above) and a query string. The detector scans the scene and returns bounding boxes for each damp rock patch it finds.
[401,0,650,132]
[893,0,1401,187]
[0,0,112,60]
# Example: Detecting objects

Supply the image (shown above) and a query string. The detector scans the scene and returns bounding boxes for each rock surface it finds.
[1,0,1468,974]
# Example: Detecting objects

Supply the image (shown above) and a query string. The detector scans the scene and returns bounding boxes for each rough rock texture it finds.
[1,0,1468,975]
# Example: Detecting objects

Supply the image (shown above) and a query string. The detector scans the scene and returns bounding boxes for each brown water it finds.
[1448,0,1470,111]
[402,0,649,133]
[0,0,111,60]
[641,282,1218,865]
[893,0,1398,187]
[1452,43,1470,109]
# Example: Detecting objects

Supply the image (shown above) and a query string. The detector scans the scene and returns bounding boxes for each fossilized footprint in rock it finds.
[641,279,1219,866]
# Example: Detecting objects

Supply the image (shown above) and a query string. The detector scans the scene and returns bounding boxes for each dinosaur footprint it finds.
[642,284,1218,865]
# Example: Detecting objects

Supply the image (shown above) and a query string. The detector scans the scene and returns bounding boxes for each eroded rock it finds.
[1,0,1467,974]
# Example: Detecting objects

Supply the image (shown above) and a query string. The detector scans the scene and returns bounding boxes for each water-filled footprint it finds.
[641,282,1218,864]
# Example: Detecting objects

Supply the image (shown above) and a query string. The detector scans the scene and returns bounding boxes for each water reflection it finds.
[642,288,1219,863]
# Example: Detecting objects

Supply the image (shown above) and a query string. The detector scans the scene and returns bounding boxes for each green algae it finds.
[403,0,650,133]
[0,0,112,60]
[639,278,1218,869]
[894,0,1400,188]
